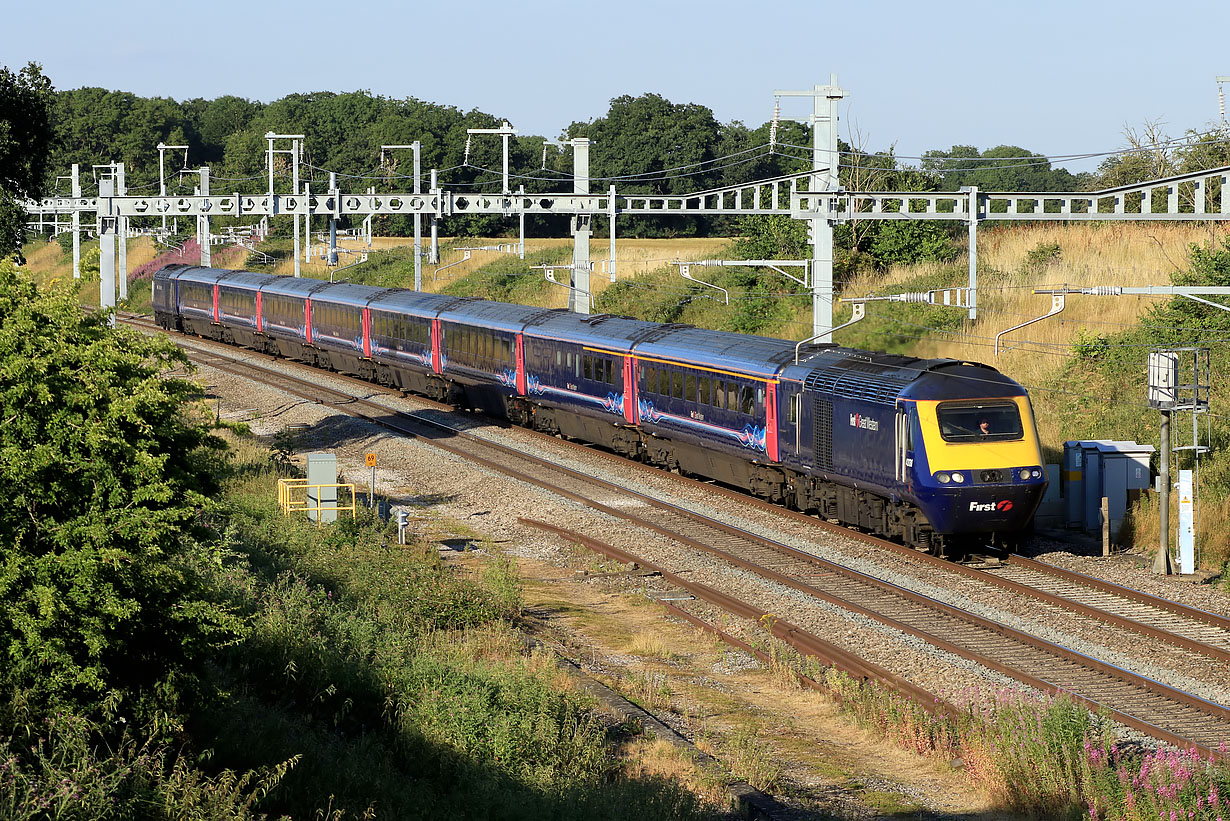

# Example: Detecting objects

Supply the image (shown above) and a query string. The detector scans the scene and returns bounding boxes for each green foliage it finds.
[1070,327,1110,361]
[922,144,1081,192]
[0,708,288,820]
[866,220,958,265]
[0,63,55,198]
[1023,240,1062,272]
[834,266,967,353]
[0,263,241,722]
[196,444,706,820]
[595,279,687,325]
[0,62,55,260]
[441,247,568,303]
[729,214,808,260]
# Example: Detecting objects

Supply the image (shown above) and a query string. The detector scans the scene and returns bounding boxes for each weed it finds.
[722,725,781,793]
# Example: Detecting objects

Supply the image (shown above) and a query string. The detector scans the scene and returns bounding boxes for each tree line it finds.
[3,60,1229,260]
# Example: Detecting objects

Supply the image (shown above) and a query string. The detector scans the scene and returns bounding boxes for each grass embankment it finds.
[743,634,1230,819]
[1,431,712,820]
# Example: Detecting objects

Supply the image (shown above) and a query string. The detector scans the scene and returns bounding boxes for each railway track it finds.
[129,313,1230,666]
[127,317,1230,756]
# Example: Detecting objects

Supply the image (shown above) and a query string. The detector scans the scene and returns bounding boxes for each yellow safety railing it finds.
[277,478,357,524]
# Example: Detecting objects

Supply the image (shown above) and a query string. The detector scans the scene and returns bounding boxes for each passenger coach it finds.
[153,264,1047,553]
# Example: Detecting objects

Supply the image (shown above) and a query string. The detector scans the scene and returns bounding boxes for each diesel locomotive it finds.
[153,264,1047,553]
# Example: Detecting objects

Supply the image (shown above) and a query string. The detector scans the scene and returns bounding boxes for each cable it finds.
[779,130,1230,165]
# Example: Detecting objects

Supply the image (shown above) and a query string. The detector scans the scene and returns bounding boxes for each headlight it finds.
[1020,469,1032,481]
[1031,469,1042,479]
[936,472,951,484]
[951,472,965,484]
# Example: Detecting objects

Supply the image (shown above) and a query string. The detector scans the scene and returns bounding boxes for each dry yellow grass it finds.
[842,222,1230,452]
[625,629,681,661]
[271,236,731,295]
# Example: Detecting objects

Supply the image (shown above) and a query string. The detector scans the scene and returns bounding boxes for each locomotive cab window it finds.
[936,401,1023,442]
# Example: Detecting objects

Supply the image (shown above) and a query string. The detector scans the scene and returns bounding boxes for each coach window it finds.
[605,358,614,385]
[740,385,755,415]
[659,368,670,396]
[671,371,683,400]
[575,352,582,378]
[646,366,658,393]
[684,373,696,403]
[583,355,593,380]
[698,376,711,405]
[714,380,726,410]
[756,388,765,413]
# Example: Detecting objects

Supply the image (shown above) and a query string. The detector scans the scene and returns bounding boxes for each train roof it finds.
[366,289,473,318]
[258,275,333,298]
[521,311,660,353]
[436,299,557,332]
[632,326,798,378]
[217,271,273,290]
[162,265,241,285]
[904,362,1026,401]
[306,281,388,307]
[153,263,193,280]
[780,347,1024,405]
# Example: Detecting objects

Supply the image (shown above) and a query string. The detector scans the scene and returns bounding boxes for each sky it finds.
[7,0,1230,174]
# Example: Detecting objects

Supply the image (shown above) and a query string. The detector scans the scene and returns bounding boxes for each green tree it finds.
[922,144,1079,192]
[0,62,55,260]
[0,263,241,724]
[566,93,735,236]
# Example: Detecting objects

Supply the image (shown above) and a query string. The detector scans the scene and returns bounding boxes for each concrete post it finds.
[293,139,300,277]
[197,167,210,267]
[810,77,843,340]
[1101,496,1110,557]
[413,142,423,289]
[98,179,116,326]
[571,138,591,314]
[518,185,526,260]
[116,163,127,300]
[301,182,310,275]
[609,184,617,280]
[328,171,338,266]
[158,145,167,237]
[71,164,81,280]
[967,185,979,320]
[429,169,439,265]
[1155,409,1173,574]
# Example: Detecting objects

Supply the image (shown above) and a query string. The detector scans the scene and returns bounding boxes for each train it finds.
[152,264,1047,554]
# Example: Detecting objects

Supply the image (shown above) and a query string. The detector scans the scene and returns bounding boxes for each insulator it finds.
[769,98,781,151]
[1088,286,1121,296]
[886,291,930,303]
[463,135,472,165]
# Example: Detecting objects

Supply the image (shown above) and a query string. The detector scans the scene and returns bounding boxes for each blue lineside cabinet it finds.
[1062,440,1154,538]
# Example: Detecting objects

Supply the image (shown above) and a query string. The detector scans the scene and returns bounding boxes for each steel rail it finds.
[517,518,958,719]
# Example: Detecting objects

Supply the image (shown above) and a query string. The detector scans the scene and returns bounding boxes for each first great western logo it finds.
[849,413,879,431]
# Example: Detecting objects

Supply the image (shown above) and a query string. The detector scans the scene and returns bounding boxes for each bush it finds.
[0,262,241,726]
